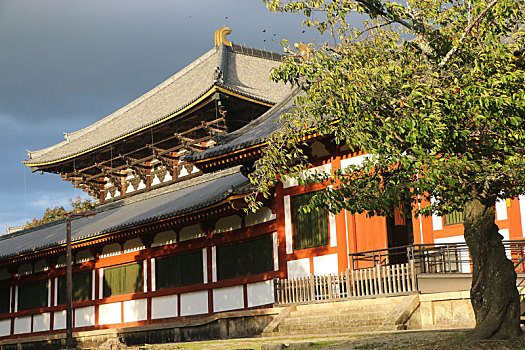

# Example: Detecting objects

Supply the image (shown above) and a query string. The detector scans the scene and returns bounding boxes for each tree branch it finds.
[438,0,501,68]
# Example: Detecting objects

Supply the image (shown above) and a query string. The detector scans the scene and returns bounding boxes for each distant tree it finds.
[250,0,525,340]
[25,196,96,228]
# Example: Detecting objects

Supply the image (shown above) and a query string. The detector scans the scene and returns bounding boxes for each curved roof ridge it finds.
[28,47,217,160]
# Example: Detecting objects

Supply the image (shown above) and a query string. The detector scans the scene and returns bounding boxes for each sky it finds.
[0,0,334,233]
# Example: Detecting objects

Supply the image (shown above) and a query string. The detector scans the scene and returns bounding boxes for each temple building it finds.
[0,27,524,346]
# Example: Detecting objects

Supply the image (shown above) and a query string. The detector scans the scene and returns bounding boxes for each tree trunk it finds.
[463,198,521,339]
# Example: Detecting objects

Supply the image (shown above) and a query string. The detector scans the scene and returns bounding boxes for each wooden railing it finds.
[274,262,416,305]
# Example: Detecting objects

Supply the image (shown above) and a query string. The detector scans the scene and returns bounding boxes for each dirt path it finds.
[107,330,525,350]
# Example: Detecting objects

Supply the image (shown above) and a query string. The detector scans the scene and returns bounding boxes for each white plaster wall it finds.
[33,260,48,273]
[179,224,204,242]
[180,290,208,316]
[202,248,208,284]
[246,207,276,227]
[283,163,332,188]
[247,280,274,308]
[340,154,372,171]
[213,285,244,313]
[123,299,147,323]
[98,302,122,325]
[33,312,50,332]
[313,254,339,276]
[434,235,470,273]
[496,199,508,221]
[100,243,121,258]
[273,232,279,271]
[284,195,293,254]
[13,316,31,334]
[18,263,32,276]
[211,246,217,283]
[56,255,66,268]
[75,306,95,328]
[137,180,146,190]
[287,258,310,278]
[520,195,525,237]
[0,319,10,337]
[432,214,443,231]
[152,230,177,247]
[151,294,178,319]
[75,249,94,264]
[151,174,161,186]
[329,213,337,247]
[212,215,242,234]
[54,310,66,330]
[0,269,10,281]
[164,171,173,182]
[499,228,511,259]
[151,259,157,292]
[123,238,145,254]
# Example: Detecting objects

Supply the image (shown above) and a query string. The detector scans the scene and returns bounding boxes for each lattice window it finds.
[103,263,143,297]
[57,271,92,304]
[292,191,329,250]
[156,250,203,289]
[217,236,273,280]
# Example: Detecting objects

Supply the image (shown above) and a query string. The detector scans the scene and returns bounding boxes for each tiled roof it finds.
[184,88,301,163]
[0,167,250,260]
[24,44,291,166]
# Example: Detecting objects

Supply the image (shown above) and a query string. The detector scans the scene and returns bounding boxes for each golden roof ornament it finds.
[215,26,232,47]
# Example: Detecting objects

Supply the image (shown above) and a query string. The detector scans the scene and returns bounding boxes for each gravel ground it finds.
[99,330,525,350]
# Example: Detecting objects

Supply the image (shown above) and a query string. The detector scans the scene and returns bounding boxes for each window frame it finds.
[103,262,143,298]
[155,250,203,290]
[291,191,330,250]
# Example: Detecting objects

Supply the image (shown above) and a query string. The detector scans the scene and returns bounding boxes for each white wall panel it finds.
[13,316,31,334]
[98,302,122,325]
[313,254,339,276]
[123,299,147,323]
[202,248,208,284]
[33,312,50,332]
[246,207,276,227]
[273,232,279,271]
[54,310,66,330]
[287,258,310,278]
[496,199,508,221]
[213,285,244,313]
[179,224,204,241]
[212,215,242,234]
[0,319,10,337]
[329,213,337,247]
[75,306,95,328]
[247,280,274,308]
[340,155,371,171]
[152,230,177,247]
[151,294,178,319]
[180,290,208,316]
[520,195,525,237]
[284,195,293,254]
[211,246,217,283]
[283,164,332,189]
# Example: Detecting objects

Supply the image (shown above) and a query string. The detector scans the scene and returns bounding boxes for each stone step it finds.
[278,318,385,332]
[287,309,391,320]
[281,313,387,326]
[290,303,397,316]
[269,325,402,336]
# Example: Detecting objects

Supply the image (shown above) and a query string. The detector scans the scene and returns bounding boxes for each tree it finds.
[25,196,97,228]
[250,0,525,340]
